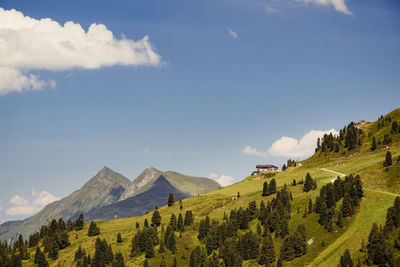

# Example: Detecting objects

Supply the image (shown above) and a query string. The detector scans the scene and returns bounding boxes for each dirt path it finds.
[318,168,346,183]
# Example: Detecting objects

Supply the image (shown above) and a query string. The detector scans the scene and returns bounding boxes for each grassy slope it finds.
[21,110,400,267]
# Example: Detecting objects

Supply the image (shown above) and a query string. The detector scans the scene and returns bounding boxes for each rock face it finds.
[119,167,162,201]
[0,166,131,242]
[0,166,221,242]
[86,175,191,220]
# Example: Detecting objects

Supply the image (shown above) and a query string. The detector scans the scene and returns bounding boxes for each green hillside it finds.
[4,108,400,267]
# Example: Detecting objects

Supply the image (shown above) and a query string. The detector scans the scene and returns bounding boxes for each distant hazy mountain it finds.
[0,166,221,242]
[120,167,221,200]
[0,166,131,242]
[86,175,191,221]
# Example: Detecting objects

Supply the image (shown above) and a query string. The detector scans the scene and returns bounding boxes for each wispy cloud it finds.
[266,5,278,14]
[0,8,162,96]
[6,189,59,216]
[242,145,268,157]
[242,128,338,158]
[209,173,235,187]
[228,28,239,39]
[298,0,352,15]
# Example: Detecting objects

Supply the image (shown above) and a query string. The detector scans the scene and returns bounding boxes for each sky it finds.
[0,0,399,223]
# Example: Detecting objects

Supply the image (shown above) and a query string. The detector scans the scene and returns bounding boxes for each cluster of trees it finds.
[316,122,363,154]
[313,175,363,231]
[262,178,277,196]
[88,221,100,237]
[131,209,194,259]
[340,197,400,267]
[0,214,87,266]
[92,238,119,267]
[282,159,297,171]
[74,245,91,267]
[303,173,317,192]
[193,187,293,266]
[279,224,307,261]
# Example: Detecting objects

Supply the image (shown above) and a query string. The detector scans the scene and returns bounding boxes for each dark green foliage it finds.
[48,240,59,260]
[367,223,394,266]
[151,208,162,227]
[144,218,149,228]
[136,222,139,228]
[371,136,377,151]
[35,247,48,267]
[277,257,283,267]
[88,221,100,237]
[167,231,177,254]
[198,216,211,240]
[177,213,185,232]
[145,238,154,258]
[279,225,307,261]
[93,238,113,267]
[112,252,124,267]
[169,214,177,231]
[282,164,287,171]
[237,231,259,260]
[303,173,314,192]
[75,245,84,260]
[391,121,399,133]
[308,199,313,214]
[248,201,258,220]
[168,193,175,207]
[269,179,277,194]
[258,232,275,265]
[262,182,269,197]
[189,246,207,267]
[184,210,194,226]
[75,214,84,231]
[340,249,353,267]
[143,259,149,267]
[117,233,122,243]
[221,238,243,267]
[384,151,392,167]
[341,193,353,218]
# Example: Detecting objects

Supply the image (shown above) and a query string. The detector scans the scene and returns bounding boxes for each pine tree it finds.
[258,232,275,265]
[177,213,184,232]
[169,214,177,231]
[383,151,392,167]
[75,214,84,231]
[136,222,139,228]
[262,182,269,197]
[144,218,149,228]
[270,179,277,194]
[151,208,162,227]
[337,212,343,228]
[371,136,377,151]
[88,221,100,236]
[48,240,59,260]
[112,252,124,267]
[303,173,313,192]
[145,238,154,258]
[392,121,399,134]
[341,193,353,218]
[168,193,175,207]
[167,232,177,254]
[143,259,149,267]
[117,233,122,243]
[367,223,394,266]
[34,246,41,264]
[190,246,207,267]
[308,199,313,213]
[340,249,353,267]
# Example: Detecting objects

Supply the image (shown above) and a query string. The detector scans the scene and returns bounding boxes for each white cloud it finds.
[242,128,338,158]
[266,5,278,14]
[0,8,162,95]
[6,190,59,216]
[228,28,238,39]
[209,173,235,187]
[242,145,268,157]
[32,191,59,207]
[298,0,352,15]
[268,129,338,157]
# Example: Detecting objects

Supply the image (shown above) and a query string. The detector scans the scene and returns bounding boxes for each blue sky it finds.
[0,0,399,223]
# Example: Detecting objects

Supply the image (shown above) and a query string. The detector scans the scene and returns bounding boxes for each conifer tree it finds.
[303,173,313,192]
[308,199,313,213]
[270,179,277,194]
[258,232,275,265]
[337,212,343,228]
[112,252,124,267]
[340,249,353,267]
[341,193,353,218]
[117,233,122,243]
[168,193,175,206]
[151,208,162,227]
[143,259,149,267]
[169,214,177,231]
[383,151,392,167]
[167,232,177,254]
[177,213,184,232]
[190,246,207,267]
[34,246,41,264]
[145,238,154,258]
[75,214,84,231]
[144,218,149,228]
[88,221,100,236]
[48,240,59,260]
[371,136,377,151]
[262,182,269,197]
[136,222,139,228]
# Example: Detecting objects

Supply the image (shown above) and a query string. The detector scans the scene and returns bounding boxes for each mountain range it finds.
[0,167,220,242]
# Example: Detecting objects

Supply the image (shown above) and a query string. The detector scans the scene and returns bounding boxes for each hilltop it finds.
[2,108,400,267]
